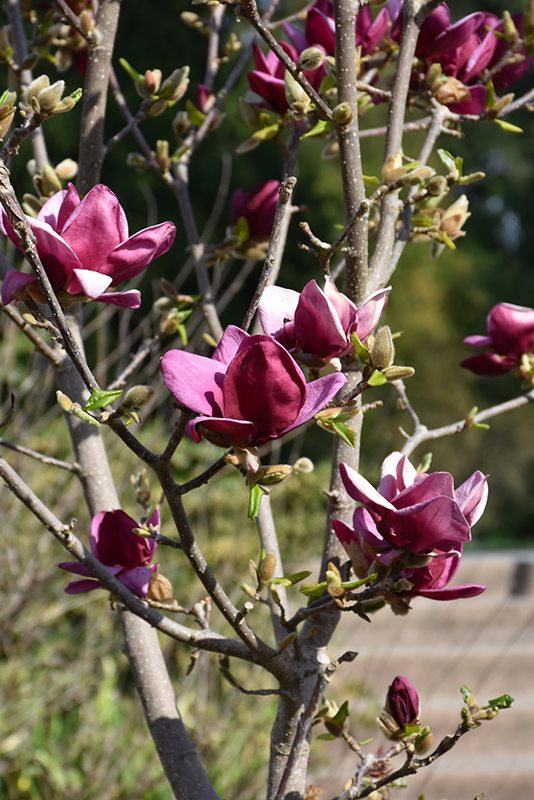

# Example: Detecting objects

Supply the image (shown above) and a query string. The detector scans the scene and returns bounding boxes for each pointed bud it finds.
[502,11,519,44]
[370,326,395,370]
[333,102,355,127]
[40,164,63,197]
[119,385,154,409]
[284,70,310,113]
[259,552,277,586]
[381,365,415,381]
[159,66,190,104]
[385,676,420,728]
[382,151,406,184]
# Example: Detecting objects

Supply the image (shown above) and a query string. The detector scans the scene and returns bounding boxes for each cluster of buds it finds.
[352,325,415,385]
[120,59,190,115]
[414,195,471,258]
[460,686,514,729]
[315,404,360,448]
[22,159,78,217]
[381,151,435,189]
[22,75,80,117]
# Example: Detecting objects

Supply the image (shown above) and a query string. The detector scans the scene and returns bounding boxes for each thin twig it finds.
[0,437,79,472]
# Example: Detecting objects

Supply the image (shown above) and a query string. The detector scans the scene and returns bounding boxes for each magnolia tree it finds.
[0,0,533,797]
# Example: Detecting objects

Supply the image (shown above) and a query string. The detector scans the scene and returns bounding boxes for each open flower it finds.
[248,42,302,113]
[59,508,160,596]
[161,325,346,459]
[461,302,534,378]
[0,183,176,309]
[333,452,487,604]
[258,279,390,368]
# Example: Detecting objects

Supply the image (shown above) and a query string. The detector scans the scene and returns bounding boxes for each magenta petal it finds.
[455,471,488,527]
[189,416,256,448]
[66,268,113,298]
[248,71,288,113]
[353,288,391,341]
[223,339,306,441]
[418,583,486,600]
[161,349,226,416]
[257,285,300,337]
[91,509,157,568]
[64,579,102,594]
[379,451,417,499]
[487,302,534,356]
[340,462,396,511]
[61,185,127,270]
[119,565,153,596]
[460,352,515,375]
[95,289,141,308]
[393,472,455,510]
[102,221,176,284]
[28,219,81,288]
[58,561,92,577]
[448,85,488,114]
[1,271,36,305]
[464,334,492,348]
[306,8,336,54]
[295,281,347,358]
[389,495,471,551]
[212,325,251,365]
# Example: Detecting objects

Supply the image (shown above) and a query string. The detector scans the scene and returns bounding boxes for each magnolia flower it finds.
[389,1,531,113]
[161,325,346,461]
[0,183,176,309]
[333,452,487,603]
[285,0,389,59]
[59,509,160,596]
[230,180,280,241]
[461,302,534,377]
[258,279,390,368]
[248,42,303,113]
[386,676,420,728]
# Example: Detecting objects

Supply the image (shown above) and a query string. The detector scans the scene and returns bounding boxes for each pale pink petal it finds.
[340,462,396,511]
[61,185,128,270]
[161,349,226,416]
[455,471,488,527]
[101,221,176,284]
[66,268,113,298]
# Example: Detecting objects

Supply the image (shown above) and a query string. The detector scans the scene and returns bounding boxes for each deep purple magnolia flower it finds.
[285,0,389,59]
[387,676,420,727]
[0,184,176,309]
[258,279,390,367]
[161,324,346,457]
[333,452,487,602]
[389,1,531,113]
[248,42,303,114]
[59,508,160,596]
[230,180,280,241]
[461,302,534,377]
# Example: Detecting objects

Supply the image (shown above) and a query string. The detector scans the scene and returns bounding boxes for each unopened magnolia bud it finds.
[156,139,170,170]
[433,77,471,106]
[259,552,277,586]
[253,464,293,486]
[333,102,354,127]
[426,62,442,89]
[371,326,395,370]
[326,562,342,587]
[414,728,434,754]
[426,175,448,196]
[398,165,435,186]
[147,572,174,602]
[79,9,95,36]
[120,385,154,409]
[381,365,415,381]
[22,193,43,217]
[57,391,73,413]
[54,158,78,180]
[153,296,174,313]
[285,71,310,112]
[40,164,63,196]
[440,194,470,237]
[35,79,66,113]
[298,47,325,72]
[382,151,406,184]
[172,110,190,138]
[140,69,162,97]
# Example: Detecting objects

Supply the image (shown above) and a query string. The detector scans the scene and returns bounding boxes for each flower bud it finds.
[426,175,448,197]
[382,676,420,738]
[40,164,63,197]
[54,158,78,181]
[381,365,415,381]
[258,552,277,586]
[251,464,293,486]
[172,110,190,138]
[502,10,519,44]
[119,385,154,409]
[440,194,470,238]
[298,47,325,72]
[284,70,311,114]
[156,139,170,170]
[433,76,471,106]
[370,326,395,370]
[414,727,434,754]
[147,572,173,603]
[137,69,162,98]
[79,9,95,36]
[381,151,406,184]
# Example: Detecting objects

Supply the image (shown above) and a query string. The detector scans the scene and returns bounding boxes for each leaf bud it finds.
[381,365,415,381]
[40,164,63,197]
[147,572,174,602]
[414,727,434,755]
[284,70,311,114]
[370,326,395,370]
[426,175,448,196]
[298,47,325,72]
[56,391,74,413]
[252,464,293,486]
[172,109,191,138]
[137,69,162,98]
[32,78,66,114]
[433,76,471,106]
[440,194,470,238]
[54,158,78,181]
[258,552,277,586]
[333,102,355,127]
[119,385,154,410]
[79,9,95,36]
[126,152,149,170]
[159,66,190,104]
[381,151,406,184]
[153,296,174,314]
[155,139,170,171]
